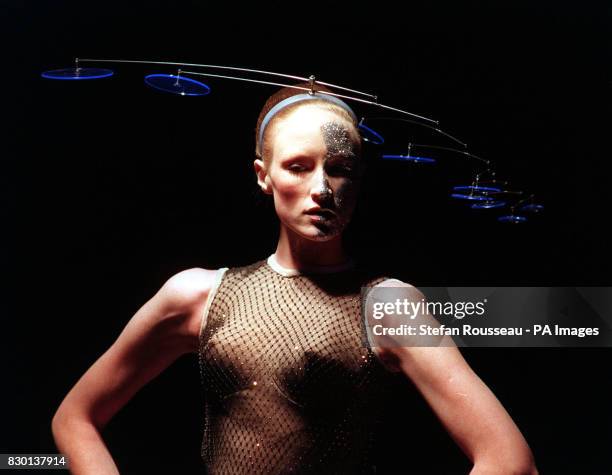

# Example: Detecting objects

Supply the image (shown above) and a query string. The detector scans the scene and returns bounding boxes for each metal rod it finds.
[180,70,438,124]
[368,102,438,125]
[76,57,377,99]
[362,116,467,147]
[512,193,535,207]
[180,71,317,93]
[410,143,489,164]
[75,57,437,124]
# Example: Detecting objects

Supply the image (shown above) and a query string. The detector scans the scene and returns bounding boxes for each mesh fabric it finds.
[198,258,394,474]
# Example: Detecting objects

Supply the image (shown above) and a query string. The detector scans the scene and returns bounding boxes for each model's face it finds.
[257,106,363,242]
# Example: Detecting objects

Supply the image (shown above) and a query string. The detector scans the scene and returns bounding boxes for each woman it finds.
[52,83,538,474]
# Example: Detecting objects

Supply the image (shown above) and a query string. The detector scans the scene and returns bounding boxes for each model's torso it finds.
[198,257,394,474]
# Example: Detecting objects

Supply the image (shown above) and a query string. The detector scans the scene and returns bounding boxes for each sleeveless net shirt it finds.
[198,255,399,474]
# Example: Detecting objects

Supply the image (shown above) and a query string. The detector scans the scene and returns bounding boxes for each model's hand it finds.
[51,268,218,474]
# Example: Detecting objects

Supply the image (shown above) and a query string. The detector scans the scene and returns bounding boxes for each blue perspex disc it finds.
[498,215,527,223]
[453,185,502,193]
[520,204,544,212]
[41,67,114,80]
[471,200,507,209]
[144,74,211,96]
[358,123,384,145]
[382,154,436,163]
[451,193,491,201]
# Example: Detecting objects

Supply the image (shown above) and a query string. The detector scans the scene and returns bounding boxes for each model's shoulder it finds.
[364,275,426,301]
[159,267,224,313]
[374,277,417,288]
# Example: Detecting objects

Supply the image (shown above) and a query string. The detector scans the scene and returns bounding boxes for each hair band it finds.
[258,93,357,155]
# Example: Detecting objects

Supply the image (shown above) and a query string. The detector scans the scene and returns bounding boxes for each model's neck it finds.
[274,225,350,271]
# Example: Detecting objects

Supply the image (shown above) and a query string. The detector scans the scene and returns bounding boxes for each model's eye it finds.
[328,163,355,176]
[287,162,309,174]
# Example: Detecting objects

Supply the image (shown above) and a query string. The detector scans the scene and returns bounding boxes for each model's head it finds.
[254,83,364,242]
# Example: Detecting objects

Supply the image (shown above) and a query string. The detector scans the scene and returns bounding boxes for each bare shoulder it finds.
[159,268,219,309]
[374,277,425,297]
[157,267,222,351]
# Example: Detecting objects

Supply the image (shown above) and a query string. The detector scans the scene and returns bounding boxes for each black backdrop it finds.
[4,1,611,473]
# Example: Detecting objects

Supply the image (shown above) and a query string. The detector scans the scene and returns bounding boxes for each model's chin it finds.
[306,231,341,242]
[301,221,344,242]
[280,215,349,242]
[282,221,342,242]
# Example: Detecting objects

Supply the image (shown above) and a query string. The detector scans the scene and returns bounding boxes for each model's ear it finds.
[253,158,272,195]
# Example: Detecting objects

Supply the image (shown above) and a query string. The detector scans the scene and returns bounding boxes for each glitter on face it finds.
[320,121,358,162]
[308,121,361,238]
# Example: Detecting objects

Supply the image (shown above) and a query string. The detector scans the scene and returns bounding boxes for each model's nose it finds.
[311,169,333,204]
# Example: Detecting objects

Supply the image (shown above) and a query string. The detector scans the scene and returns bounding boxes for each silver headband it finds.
[257,93,358,155]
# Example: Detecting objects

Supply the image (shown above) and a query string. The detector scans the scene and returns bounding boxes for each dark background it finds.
[3,0,611,473]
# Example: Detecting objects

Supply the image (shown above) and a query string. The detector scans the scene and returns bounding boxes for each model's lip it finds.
[305,208,336,218]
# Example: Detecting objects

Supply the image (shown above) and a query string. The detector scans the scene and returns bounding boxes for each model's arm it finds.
[379,344,537,474]
[51,268,217,475]
[371,282,537,475]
